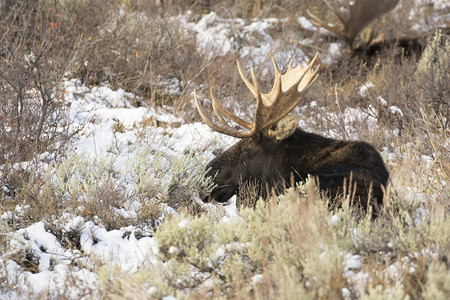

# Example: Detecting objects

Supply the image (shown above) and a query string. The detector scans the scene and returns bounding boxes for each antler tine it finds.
[210,90,227,126]
[264,53,282,106]
[288,56,295,69]
[307,0,400,51]
[324,0,346,25]
[297,52,320,92]
[236,59,260,100]
[194,90,255,138]
[210,88,252,129]
[194,90,221,130]
[307,8,345,41]
[250,67,261,97]
[258,52,320,128]
[269,51,283,75]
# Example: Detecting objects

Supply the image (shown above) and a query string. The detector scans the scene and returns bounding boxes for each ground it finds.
[0,1,449,299]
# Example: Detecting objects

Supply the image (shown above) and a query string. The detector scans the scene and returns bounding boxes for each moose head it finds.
[194,53,389,213]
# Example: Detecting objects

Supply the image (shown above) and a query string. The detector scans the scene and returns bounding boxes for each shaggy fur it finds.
[203,126,389,213]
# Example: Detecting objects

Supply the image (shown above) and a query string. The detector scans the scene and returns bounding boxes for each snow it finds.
[179,11,310,66]
[1,65,246,297]
[297,16,315,31]
[377,96,405,117]
[359,82,375,98]
[330,214,339,226]
[343,253,361,274]
[389,105,404,117]
[323,43,341,64]
[79,222,158,272]
[251,274,264,285]
[181,11,241,57]
[5,217,158,296]
[0,4,447,299]
[342,287,351,299]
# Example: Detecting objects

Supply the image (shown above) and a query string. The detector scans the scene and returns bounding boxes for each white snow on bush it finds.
[0,5,446,299]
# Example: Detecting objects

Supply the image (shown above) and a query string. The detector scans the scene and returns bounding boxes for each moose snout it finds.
[199,191,211,203]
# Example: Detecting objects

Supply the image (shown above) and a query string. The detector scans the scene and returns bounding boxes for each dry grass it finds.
[100,172,448,299]
[0,0,448,298]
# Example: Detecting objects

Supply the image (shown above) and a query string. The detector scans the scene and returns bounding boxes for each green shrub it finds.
[126,148,216,215]
[42,149,215,229]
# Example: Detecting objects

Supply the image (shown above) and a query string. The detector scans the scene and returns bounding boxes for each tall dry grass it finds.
[0,0,448,298]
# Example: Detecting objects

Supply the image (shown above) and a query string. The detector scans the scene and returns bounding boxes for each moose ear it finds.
[263,114,299,141]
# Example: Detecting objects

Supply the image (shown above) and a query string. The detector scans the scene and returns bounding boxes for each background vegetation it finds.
[0,0,448,298]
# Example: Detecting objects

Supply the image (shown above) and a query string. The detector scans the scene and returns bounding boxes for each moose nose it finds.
[199,191,210,203]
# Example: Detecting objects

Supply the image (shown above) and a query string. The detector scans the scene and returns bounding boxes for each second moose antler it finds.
[307,0,399,52]
[194,53,320,138]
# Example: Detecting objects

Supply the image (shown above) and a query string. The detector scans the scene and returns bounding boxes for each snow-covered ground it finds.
[1,77,238,298]
[1,3,449,298]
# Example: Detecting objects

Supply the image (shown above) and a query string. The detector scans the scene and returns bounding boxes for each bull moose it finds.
[194,53,389,213]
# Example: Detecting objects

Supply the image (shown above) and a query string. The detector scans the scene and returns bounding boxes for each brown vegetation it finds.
[0,0,448,298]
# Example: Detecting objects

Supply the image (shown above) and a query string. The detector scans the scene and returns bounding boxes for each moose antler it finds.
[194,53,320,138]
[307,0,399,51]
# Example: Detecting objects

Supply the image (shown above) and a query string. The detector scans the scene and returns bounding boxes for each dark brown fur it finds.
[203,127,389,213]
